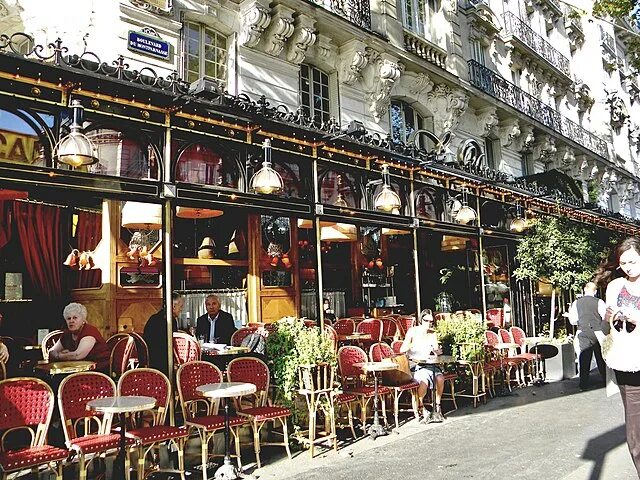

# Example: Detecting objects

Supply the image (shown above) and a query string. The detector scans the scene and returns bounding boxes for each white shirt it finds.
[568,295,607,326]
[208,313,220,342]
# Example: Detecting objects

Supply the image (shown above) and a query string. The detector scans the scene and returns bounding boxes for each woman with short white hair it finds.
[48,302,110,371]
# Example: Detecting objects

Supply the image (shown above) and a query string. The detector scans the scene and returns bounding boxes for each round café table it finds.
[353,361,397,439]
[35,360,96,376]
[197,382,257,480]
[336,333,372,343]
[87,395,156,479]
[410,355,457,422]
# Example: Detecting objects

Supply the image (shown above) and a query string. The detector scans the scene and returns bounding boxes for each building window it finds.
[484,138,497,169]
[470,39,485,65]
[300,64,331,124]
[402,0,440,41]
[521,153,534,176]
[390,100,434,147]
[183,22,227,84]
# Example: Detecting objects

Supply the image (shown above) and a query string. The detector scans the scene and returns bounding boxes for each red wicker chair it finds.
[509,326,539,382]
[109,335,136,380]
[177,361,245,477]
[369,342,420,428]
[128,332,150,368]
[118,368,189,479]
[230,327,257,347]
[485,330,525,390]
[355,319,382,350]
[333,319,355,335]
[391,340,404,354]
[172,332,201,367]
[58,372,137,480]
[41,330,64,362]
[324,325,338,353]
[380,318,399,342]
[0,378,68,480]
[337,345,390,428]
[396,316,415,338]
[226,357,292,469]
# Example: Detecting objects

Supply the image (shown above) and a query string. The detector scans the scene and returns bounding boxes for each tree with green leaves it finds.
[593,0,640,71]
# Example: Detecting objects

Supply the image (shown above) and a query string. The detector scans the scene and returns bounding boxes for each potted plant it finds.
[435,312,485,361]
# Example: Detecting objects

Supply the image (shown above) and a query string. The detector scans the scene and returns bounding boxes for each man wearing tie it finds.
[195,294,237,345]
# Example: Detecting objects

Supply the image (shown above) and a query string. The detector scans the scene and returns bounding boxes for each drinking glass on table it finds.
[198,334,205,346]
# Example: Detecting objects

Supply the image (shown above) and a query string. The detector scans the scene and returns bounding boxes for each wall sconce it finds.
[53,100,98,167]
[249,139,283,195]
[370,165,401,213]
[509,204,527,233]
[453,188,477,225]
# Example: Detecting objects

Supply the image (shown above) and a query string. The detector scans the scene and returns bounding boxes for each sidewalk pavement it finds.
[253,372,637,480]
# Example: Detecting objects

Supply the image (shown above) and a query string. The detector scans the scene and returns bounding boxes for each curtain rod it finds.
[14,198,101,213]
[177,288,247,294]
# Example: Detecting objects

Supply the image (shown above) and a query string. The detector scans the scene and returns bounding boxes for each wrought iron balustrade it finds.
[311,0,371,29]
[502,11,570,77]
[599,25,616,55]
[468,60,608,159]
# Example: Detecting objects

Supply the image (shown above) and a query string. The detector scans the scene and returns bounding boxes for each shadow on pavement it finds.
[581,424,627,480]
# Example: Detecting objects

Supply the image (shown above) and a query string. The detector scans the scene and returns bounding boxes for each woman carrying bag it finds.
[596,237,640,477]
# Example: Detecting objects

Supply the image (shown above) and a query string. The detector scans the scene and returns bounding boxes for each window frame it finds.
[401,0,440,40]
[470,39,486,66]
[299,64,331,125]
[183,21,227,85]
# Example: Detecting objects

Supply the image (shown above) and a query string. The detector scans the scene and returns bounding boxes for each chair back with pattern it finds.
[486,308,504,328]
[118,368,168,425]
[369,342,394,362]
[0,378,54,449]
[485,330,500,347]
[109,335,135,379]
[510,326,527,348]
[129,332,149,368]
[396,316,415,338]
[58,372,116,443]
[42,329,64,362]
[231,327,257,347]
[324,325,338,352]
[173,332,201,366]
[106,332,129,351]
[337,346,367,387]
[227,357,271,408]
[391,340,404,354]
[498,328,512,344]
[176,361,222,421]
[333,319,355,335]
[356,319,383,343]
[433,312,450,324]
[380,318,398,339]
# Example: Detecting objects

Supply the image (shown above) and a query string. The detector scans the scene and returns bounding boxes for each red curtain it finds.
[76,210,101,288]
[0,201,11,250]
[13,202,67,298]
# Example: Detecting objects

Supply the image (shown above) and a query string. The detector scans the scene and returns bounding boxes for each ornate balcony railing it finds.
[468,60,608,159]
[502,11,570,77]
[599,25,616,55]
[311,0,371,29]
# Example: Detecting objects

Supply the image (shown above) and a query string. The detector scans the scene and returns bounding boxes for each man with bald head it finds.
[195,295,237,346]
[568,281,608,391]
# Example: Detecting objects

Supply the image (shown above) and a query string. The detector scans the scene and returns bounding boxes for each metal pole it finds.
[477,194,487,320]
[410,175,421,316]
[312,155,325,329]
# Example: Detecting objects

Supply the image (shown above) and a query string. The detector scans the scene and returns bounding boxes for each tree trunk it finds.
[549,288,556,338]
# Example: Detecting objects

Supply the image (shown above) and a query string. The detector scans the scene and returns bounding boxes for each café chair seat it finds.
[126,425,188,444]
[188,415,246,430]
[237,406,291,422]
[69,434,137,455]
[0,445,68,472]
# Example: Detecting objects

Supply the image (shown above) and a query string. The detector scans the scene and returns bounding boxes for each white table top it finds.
[87,395,156,414]
[410,354,457,364]
[196,382,257,399]
[353,361,398,372]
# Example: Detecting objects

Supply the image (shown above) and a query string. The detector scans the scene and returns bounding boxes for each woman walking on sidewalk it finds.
[595,236,640,477]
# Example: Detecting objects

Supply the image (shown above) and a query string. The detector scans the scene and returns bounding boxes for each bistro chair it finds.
[129,331,150,368]
[118,368,188,479]
[485,330,525,390]
[172,332,201,367]
[177,361,245,477]
[379,317,399,343]
[227,357,292,469]
[231,327,257,347]
[369,342,420,428]
[396,316,416,338]
[498,328,533,384]
[106,332,130,351]
[109,335,136,380]
[0,361,5,381]
[333,319,355,336]
[509,326,539,380]
[337,345,390,428]
[391,340,404,354]
[324,325,338,353]
[0,378,68,480]
[41,329,64,362]
[355,318,383,350]
[58,371,137,480]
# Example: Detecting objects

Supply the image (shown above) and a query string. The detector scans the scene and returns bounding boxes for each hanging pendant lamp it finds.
[121,202,163,230]
[176,206,224,219]
[54,100,99,167]
[454,188,477,225]
[250,139,283,194]
[374,165,402,212]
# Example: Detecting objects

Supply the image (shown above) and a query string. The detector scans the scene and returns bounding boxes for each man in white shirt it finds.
[568,282,608,391]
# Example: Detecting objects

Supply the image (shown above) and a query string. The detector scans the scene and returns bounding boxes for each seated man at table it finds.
[144,291,184,374]
[400,316,445,422]
[195,294,237,345]
[48,302,110,372]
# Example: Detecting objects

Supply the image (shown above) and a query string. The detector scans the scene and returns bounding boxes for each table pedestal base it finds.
[366,421,388,440]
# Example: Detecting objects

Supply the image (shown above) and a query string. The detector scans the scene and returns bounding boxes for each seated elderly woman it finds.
[48,303,110,371]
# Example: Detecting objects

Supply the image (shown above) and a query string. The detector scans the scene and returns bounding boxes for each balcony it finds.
[502,11,570,79]
[468,60,608,159]
[310,0,371,29]
[403,30,447,68]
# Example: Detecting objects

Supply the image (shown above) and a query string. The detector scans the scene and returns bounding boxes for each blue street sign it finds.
[127,30,169,60]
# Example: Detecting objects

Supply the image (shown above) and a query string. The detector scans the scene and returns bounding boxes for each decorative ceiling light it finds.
[176,206,224,219]
[373,165,402,212]
[53,99,98,167]
[320,224,357,242]
[249,139,283,195]
[121,202,163,230]
[509,204,527,233]
[454,188,477,225]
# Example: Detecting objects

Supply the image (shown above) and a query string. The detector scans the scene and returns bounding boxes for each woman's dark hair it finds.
[594,237,640,287]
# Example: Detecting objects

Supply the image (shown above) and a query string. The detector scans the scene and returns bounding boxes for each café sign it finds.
[127,29,170,60]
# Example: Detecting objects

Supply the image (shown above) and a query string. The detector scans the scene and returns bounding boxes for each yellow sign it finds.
[0,130,41,164]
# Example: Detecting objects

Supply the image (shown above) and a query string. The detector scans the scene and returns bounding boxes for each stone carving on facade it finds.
[129,0,172,14]
[498,117,521,147]
[442,0,457,20]
[427,84,469,134]
[262,5,294,57]
[602,51,617,73]
[286,14,316,65]
[629,123,640,152]
[311,34,336,68]
[407,72,434,97]
[239,0,271,48]
[556,146,576,175]
[536,134,557,164]
[0,1,8,16]
[366,53,403,123]
[606,91,629,130]
[515,124,535,152]
[476,106,499,137]
[575,82,595,114]
[338,40,368,86]
[565,14,585,53]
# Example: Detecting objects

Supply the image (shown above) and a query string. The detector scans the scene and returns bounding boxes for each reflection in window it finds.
[415,187,440,220]
[0,109,49,166]
[319,170,358,207]
[274,162,305,199]
[87,129,159,180]
[184,22,227,85]
[175,144,239,189]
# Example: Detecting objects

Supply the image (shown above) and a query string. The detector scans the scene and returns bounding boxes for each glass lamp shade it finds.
[382,227,411,235]
[176,206,224,219]
[334,192,349,208]
[374,185,402,212]
[509,217,527,233]
[297,219,339,229]
[320,224,357,242]
[455,205,477,225]
[250,161,283,194]
[121,202,162,230]
[55,129,98,167]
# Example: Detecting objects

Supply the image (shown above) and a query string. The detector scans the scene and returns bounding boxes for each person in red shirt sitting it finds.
[48,302,110,372]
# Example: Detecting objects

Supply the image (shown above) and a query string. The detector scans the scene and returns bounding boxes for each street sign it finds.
[127,30,169,60]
